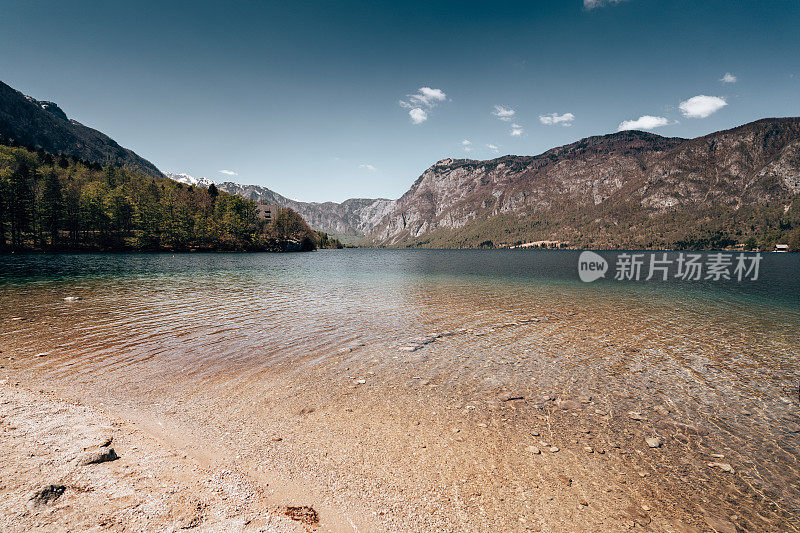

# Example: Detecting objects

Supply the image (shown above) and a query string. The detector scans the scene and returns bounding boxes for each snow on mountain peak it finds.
[165,172,216,187]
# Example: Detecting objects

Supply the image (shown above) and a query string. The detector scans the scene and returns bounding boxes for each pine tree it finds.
[0,170,7,248]
[9,161,34,248]
[40,169,63,246]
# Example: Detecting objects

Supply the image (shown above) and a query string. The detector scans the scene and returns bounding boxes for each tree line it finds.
[0,142,341,252]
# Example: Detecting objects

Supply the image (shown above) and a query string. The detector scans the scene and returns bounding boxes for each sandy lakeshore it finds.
[0,382,316,532]
[3,308,798,532]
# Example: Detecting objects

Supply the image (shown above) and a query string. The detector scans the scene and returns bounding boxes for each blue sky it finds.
[2,0,799,202]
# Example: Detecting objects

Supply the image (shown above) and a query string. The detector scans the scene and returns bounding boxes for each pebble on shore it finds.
[77,446,118,466]
[708,462,734,473]
[645,437,662,448]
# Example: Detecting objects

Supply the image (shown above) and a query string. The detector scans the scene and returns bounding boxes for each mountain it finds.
[164,172,216,188]
[165,173,395,239]
[366,118,800,249]
[168,117,800,249]
[0,80,163,178]
[216,181,394,238]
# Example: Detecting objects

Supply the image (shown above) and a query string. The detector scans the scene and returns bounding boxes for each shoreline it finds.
[0,381,335,532]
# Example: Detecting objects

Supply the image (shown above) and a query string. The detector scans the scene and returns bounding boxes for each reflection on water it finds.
[1,250,797,374]
[1,250,799,529]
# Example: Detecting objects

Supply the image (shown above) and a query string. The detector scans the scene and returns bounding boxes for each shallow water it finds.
[1,249,799,531]
[1,250,797,384]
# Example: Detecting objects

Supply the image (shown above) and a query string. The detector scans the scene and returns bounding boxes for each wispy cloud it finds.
[539,112,575,127]
[679,95,728,118]
[492,105,516,121]
[617,115,669,131]
[359,163,377,171]
[461,139,472,152]
[408,108,428,124]
[219,170,237,176]
[401,87,446,108]
[584,0,629,9]
[487,144,500,153]
[493,106,524,136]
[720,72,737,84]
[399,87,447,124]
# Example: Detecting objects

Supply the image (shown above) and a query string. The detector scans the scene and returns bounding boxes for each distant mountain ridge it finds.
[0,80,162,178]
[165,172,395,238]
[366,117,800,248]
[4,79,797,248]
[168,118,800,249]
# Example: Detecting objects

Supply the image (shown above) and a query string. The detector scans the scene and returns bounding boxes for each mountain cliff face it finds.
[0,81,163,178]
[366,118,800,248]
[165,175,395,238]
[215,181,395,238]
[275,197,396,237]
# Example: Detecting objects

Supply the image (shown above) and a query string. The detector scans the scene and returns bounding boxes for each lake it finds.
[1,249,799,531]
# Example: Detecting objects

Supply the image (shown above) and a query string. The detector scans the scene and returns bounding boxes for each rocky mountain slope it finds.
[0,81,162,178]
[366,118,800,249]
[212,181,396,238]
[166,173,395,238]
[272,196,395,238]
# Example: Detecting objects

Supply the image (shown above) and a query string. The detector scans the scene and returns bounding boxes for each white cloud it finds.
[461,139,472,152]
[720,73,737,83]
[492,105,516,121]
[617,115,669,131]
[408,108,428,124]
[510,123,524,136]
[487,144,499,153]
[359,163,377,171]
[401,87,446,108]
[539,112,575,126]
[400,87,447,124]
[218,170,237,176]
[584,0,628,9]
[679,95,728,118]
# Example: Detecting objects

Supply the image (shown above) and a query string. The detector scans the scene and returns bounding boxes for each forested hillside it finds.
[0,142,329,252]
[0,81,163,178]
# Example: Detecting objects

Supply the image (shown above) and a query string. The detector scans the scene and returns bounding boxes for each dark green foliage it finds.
[316,232,343,249]
[8,160,34,247]
[0,143,316,252]
[788,230,800,252]
[39,168,63,245]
